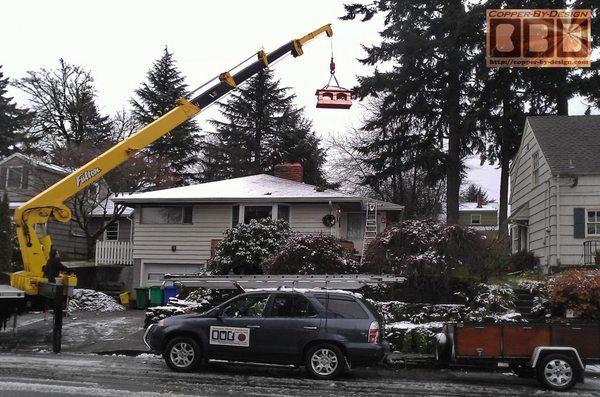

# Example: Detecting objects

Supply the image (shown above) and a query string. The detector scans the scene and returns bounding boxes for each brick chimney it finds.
[476,195,483,208]
[274,163,303,183]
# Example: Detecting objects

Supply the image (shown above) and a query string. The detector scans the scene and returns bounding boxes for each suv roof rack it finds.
[162,274,404,291]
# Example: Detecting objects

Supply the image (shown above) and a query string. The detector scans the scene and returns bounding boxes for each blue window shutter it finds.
[574,208,585,239]
[21,167,29,189]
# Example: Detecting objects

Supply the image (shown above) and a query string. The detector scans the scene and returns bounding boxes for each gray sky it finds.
[1,0,592,201]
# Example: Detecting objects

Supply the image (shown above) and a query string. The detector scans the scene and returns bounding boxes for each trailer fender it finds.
[531,346,585,370]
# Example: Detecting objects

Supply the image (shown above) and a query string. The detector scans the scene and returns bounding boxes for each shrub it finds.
[547,269,600,320]
[506,251,540,272]
[360,219,487,302]
[268,233,359,274]
[209,218,291,274]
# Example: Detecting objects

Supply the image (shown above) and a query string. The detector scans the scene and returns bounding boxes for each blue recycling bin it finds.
[163,285,178,305]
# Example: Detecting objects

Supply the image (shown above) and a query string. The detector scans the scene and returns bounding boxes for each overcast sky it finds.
[1,0,593,201]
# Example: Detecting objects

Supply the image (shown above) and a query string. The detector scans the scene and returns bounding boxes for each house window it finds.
[232,205,239,227]
[586,209,600,237]
[6,167,24,188]
[531,152,540,186]
[141,206,193,224]
[277,205,290,223]
[104,221,119,241]
[244,206,272,223]
[470,214,481,225]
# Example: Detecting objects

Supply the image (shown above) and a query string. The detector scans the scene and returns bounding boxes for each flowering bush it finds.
[268,233,360,274]
[547,269,600,320]
[209,218,291,274]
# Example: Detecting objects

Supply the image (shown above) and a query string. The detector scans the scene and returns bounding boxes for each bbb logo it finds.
[486,9,590,67]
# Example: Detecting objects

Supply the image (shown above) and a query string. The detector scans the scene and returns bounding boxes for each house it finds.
[113,163,404,287]
[458,197,498,239]
[0,153,132,264]
[509,115,600,272]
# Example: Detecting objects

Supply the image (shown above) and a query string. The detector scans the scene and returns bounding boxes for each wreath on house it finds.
[322,214,336,227]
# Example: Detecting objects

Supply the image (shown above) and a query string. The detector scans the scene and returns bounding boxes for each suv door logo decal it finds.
[209,326,250,347]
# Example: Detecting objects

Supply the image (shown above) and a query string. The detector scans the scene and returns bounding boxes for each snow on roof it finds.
[90,196,134,217]
[0,153,69,174]
[113,174,404,210]
[459,202,498,212]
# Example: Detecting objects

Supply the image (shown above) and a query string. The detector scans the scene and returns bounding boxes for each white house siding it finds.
[510,121,554,268]
[133,204,231,286]
[555,175,600,266]
[288,204,337,236]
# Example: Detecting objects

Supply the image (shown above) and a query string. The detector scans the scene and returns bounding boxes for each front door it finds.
[207,293,270,362]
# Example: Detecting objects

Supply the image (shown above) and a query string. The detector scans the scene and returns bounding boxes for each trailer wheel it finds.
[536,354,578,391]
[509,363,534,378]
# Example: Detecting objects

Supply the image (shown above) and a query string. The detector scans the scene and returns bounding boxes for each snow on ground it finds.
[387,321,444,330]
[68,289,125,312]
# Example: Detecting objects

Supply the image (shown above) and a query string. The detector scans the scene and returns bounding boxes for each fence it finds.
[95,240,133,266]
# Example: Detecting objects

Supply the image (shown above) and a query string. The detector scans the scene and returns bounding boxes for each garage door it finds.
[143,263,205,286]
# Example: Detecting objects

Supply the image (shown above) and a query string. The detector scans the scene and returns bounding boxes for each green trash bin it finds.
[149,286,164,307]
[135,287,150,309]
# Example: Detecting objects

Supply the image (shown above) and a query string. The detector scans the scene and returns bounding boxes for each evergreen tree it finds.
[131,47,201,188]
[460,184,491,204]
[0,65,32,156]
[0,192,12,272]
[343,1,484,224]
[201,68,327,186]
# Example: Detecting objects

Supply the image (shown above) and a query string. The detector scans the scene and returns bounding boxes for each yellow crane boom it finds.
[11,24,333,296]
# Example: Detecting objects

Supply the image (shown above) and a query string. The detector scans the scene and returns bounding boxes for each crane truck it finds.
[1,24,334,352]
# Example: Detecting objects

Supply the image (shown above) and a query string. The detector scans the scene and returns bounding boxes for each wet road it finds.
[0,352,599,396]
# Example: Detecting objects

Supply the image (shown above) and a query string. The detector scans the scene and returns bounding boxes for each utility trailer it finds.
[435,323,600,391]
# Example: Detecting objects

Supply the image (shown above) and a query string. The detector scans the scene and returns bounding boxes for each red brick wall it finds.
[274,163,303,183]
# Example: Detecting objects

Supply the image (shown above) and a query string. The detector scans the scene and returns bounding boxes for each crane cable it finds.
[324,37,341,89]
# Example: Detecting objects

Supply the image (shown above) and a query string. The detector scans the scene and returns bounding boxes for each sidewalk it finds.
[0,309,149,354]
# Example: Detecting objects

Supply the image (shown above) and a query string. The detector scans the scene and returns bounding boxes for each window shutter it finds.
[0,167,6,188]
[21,167,29,189]
[574,208,586,238]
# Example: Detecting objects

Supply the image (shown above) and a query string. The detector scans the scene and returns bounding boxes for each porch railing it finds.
[95,240,133,266]
[583,240,600,266]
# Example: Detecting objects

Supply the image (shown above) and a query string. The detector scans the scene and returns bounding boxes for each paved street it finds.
[0,351,599,397]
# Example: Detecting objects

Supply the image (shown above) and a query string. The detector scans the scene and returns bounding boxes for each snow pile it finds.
[68,289,125,312]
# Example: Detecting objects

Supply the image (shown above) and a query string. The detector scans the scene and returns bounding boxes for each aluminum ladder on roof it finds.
[162,274,405,291]
[360,201,379,265]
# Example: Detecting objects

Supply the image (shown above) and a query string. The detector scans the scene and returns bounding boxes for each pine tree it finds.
[201,68,327,185]
[460,184,491,204]
[131,47,201,188]
[0,65,31,157]
[0,192,12,272]
[343,1,484,224]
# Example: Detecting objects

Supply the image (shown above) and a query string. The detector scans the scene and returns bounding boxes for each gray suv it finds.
[144,289,385,379]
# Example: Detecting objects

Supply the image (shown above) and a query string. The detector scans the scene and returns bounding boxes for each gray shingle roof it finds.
[528,115,600,175]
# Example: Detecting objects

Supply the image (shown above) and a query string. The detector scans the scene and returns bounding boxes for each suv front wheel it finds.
[305,344,344,380]
[164,337,201,372]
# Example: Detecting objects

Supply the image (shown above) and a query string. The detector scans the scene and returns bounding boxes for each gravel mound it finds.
[68,289,126,312]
